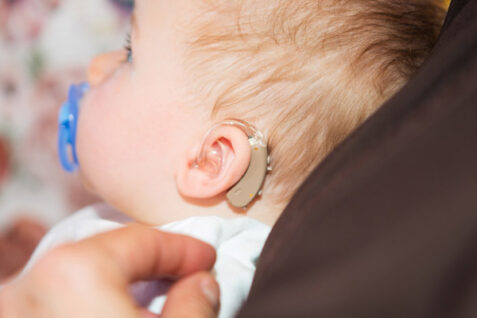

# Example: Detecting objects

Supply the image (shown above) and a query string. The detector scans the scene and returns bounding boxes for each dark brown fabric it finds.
[237,1,477,317]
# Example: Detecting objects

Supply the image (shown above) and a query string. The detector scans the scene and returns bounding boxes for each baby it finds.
[23,0,445,317]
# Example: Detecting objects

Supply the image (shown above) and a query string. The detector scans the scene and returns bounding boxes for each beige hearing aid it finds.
[195,119,271,208]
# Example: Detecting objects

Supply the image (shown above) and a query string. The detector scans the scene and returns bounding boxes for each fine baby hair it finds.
[183,0,446,204]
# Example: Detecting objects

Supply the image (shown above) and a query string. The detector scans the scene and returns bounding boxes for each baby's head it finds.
[74,0,444,225]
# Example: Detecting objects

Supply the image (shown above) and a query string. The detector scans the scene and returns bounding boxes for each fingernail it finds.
[200,276,220,310]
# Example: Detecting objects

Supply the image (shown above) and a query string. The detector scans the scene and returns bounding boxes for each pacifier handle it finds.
[58,83,90,172]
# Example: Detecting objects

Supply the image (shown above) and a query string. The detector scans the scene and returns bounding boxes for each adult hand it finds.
[0,225,219,318]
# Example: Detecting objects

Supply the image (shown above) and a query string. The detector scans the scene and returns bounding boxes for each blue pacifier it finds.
[58,82,90,172]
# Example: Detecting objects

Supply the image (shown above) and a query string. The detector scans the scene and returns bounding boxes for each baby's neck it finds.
[180,195,282,227]
[143,194,283,227]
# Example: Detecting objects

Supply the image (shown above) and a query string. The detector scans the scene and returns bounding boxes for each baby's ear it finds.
[176,125,251,199]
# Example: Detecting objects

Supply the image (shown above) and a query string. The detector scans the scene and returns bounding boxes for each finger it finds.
[70,225,216,283]
[139,308,160,318]
[161,272,220,318]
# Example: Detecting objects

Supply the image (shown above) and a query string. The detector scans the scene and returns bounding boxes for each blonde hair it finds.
[183,0,445,204]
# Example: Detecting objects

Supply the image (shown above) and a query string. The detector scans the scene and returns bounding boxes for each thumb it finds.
[161,272,220,318]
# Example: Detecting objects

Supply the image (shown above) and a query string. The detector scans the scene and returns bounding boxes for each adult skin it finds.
[0,225,220,318]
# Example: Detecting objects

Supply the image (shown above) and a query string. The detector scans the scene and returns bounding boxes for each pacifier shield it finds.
[58,82,90,172]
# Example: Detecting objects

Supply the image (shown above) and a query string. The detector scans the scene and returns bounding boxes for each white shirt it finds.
[22,203,271,318]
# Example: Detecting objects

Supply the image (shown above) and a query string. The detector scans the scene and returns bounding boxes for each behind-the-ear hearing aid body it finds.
[195,119,271,208]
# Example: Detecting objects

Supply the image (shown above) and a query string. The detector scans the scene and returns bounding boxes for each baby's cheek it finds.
[76,92,108,192]
[77,93,96,155]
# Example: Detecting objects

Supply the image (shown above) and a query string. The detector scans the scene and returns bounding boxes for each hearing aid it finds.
[58,82,90,172]
[194,119,271,208]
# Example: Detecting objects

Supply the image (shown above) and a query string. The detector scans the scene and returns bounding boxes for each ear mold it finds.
[195,119,271,208]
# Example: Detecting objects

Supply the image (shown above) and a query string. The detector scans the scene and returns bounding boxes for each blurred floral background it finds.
[0,0,133,281]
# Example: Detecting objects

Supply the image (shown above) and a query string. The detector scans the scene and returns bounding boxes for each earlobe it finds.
[176,124,251,200]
